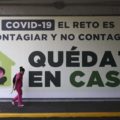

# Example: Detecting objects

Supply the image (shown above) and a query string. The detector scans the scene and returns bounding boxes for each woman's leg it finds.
[13,95,18,102]
[17,88,23,106]
[12,93,18,105]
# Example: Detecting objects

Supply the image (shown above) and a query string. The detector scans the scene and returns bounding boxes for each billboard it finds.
[0,16,120,99]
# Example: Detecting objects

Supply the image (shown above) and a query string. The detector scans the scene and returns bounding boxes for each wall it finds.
[0,0,120,100]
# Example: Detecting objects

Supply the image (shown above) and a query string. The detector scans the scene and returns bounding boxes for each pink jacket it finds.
[15,72,23,90]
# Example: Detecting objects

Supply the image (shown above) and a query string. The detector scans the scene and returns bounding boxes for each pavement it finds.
[0,100,120,113]
[0,100,120,120]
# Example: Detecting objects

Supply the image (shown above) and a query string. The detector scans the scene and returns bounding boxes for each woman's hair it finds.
[20,66,25,72]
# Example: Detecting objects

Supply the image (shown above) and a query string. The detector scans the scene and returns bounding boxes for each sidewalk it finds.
[0,101,120,113]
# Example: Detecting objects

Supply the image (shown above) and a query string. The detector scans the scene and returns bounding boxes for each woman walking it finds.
[12,66,25,108]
